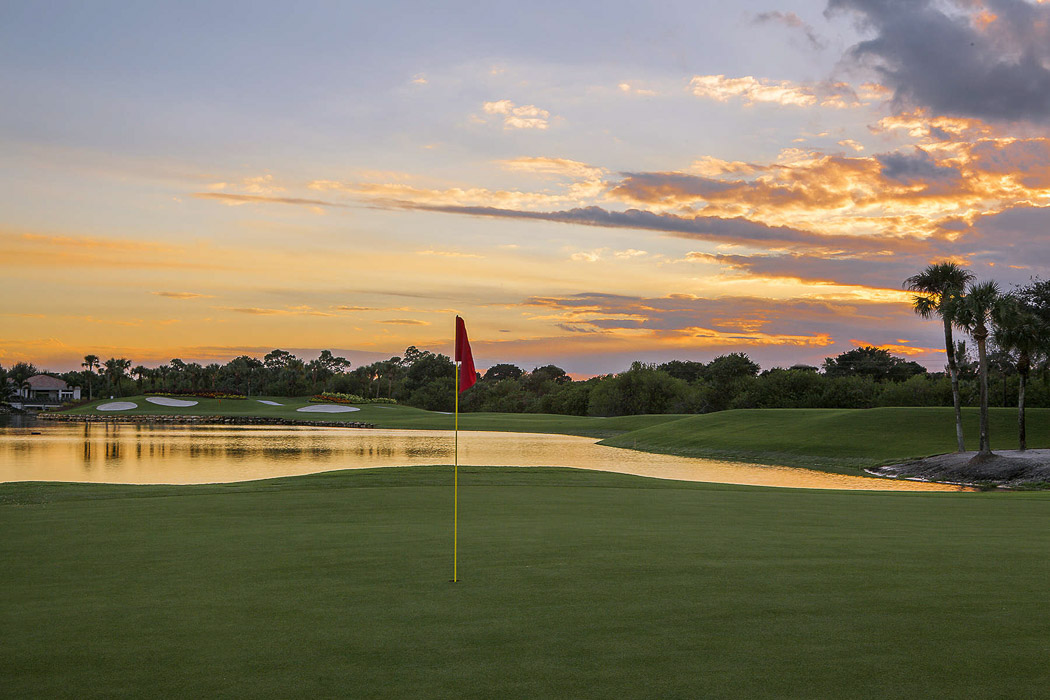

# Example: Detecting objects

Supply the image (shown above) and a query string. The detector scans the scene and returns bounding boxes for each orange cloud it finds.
[481,100,552,129]
[688,75,861,108]
[498,156,604,181]
[215,306,336,317]
[152,291,213,299]
[849,340,942,356]
[191,192,346,208]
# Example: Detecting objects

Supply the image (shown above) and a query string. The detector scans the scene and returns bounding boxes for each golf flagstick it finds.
[454,359,459,582]
[452,316,476,583]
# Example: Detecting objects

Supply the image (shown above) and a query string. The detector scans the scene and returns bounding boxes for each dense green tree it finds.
[540,380,593,416]
[876,374,953,408]
[101,358,131,395]
[702,354,759,412]
[732,368,826,408]
[132,365,149,392]
[483,363,524,382]
[263,349,294,371]
[657,360,706,383]
[7,362,38,387]
[822,346,926,382]
[401,351,455,401]
[587,363,693,416]
[905,262,974,452]
[705,354,760,383]
[0,364,12,403]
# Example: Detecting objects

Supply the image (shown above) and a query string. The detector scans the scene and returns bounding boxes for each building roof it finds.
[25,374,72,390]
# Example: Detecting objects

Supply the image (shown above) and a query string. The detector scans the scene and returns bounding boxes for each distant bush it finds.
[310,392,397,405]
[146,390,246,400]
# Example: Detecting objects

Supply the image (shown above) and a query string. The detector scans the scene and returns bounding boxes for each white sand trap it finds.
[296,404,360,413]
[98,401,137,411]
[145,397,199,408]
[256,400,283,406]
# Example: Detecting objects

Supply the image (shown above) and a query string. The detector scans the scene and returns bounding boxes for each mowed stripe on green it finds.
[3,468,1050,698]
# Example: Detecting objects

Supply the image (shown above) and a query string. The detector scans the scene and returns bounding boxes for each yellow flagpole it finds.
[453,359,459,583]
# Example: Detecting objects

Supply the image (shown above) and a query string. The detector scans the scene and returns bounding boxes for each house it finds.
[7,374,81,409]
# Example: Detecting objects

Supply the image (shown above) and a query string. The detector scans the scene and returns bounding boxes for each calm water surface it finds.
[0,422,966,491]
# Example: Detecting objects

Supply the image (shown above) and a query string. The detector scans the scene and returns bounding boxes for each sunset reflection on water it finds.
[0,424,967,491]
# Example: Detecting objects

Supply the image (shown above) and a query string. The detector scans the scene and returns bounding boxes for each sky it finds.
[3,0,1050,375]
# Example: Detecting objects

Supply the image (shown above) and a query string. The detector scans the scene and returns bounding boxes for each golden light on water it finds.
[0,425,968,492]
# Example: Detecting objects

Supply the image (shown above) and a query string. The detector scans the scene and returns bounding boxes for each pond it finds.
[0,422,965,491]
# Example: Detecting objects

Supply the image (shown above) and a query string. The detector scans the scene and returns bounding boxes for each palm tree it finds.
[101,358,132,396]
[81,354,100,401]
[904,262,974,452]
[993,295,1049,451]
[951,281,1001,457]
[132,365,149,392]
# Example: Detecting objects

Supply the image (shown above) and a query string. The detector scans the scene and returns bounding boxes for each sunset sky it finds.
[4,0,1050,375]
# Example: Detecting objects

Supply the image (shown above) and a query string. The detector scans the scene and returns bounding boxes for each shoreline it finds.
[35,413,375,429]
[872,449,1050,488]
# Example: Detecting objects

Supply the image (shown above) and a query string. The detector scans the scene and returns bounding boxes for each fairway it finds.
[3,468,1050,698]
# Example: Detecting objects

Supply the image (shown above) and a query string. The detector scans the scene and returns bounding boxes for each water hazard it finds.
[0,422,966,491]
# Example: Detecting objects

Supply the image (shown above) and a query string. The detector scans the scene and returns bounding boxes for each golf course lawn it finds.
[3,467,1050,698]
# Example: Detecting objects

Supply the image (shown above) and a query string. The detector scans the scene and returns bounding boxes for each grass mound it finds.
[3,468,1050,697]
[600,407,1050,473]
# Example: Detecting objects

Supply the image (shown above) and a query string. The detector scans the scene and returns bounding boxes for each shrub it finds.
[147,390,246,400]
[310,392,397,405]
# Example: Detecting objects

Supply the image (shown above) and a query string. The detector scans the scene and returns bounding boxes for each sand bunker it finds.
[296,404,360,413]
[256,400,283,406]
[145,397,199,408]
[98,401,137,411]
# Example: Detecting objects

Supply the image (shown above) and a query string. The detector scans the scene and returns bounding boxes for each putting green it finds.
[2,467,1049,698]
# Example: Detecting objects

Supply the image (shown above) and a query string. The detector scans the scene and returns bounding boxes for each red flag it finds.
[455,316,476,393]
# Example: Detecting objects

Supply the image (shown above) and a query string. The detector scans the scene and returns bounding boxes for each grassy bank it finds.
[599,407,1050,474]
[65,396,683,438]
[66,399,1050,474]
[3,468,1050,698]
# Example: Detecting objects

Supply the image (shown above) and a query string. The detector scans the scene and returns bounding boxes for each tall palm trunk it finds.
[975,325,991,454]
[1018,354,1029,452]
[943,316,965,451]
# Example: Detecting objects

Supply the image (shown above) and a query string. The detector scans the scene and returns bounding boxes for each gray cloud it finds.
[829,0,1050,122]
[876,148,961,185]
[396,202,934,256]
[753,10,828,50]
[525,291,931,350]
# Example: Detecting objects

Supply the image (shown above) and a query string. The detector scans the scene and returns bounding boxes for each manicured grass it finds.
[600,407,1050,474]
[67,396,686,438]
[3,468,1050,698]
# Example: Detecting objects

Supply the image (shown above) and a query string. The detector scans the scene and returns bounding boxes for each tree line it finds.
[1,274,1047,440]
